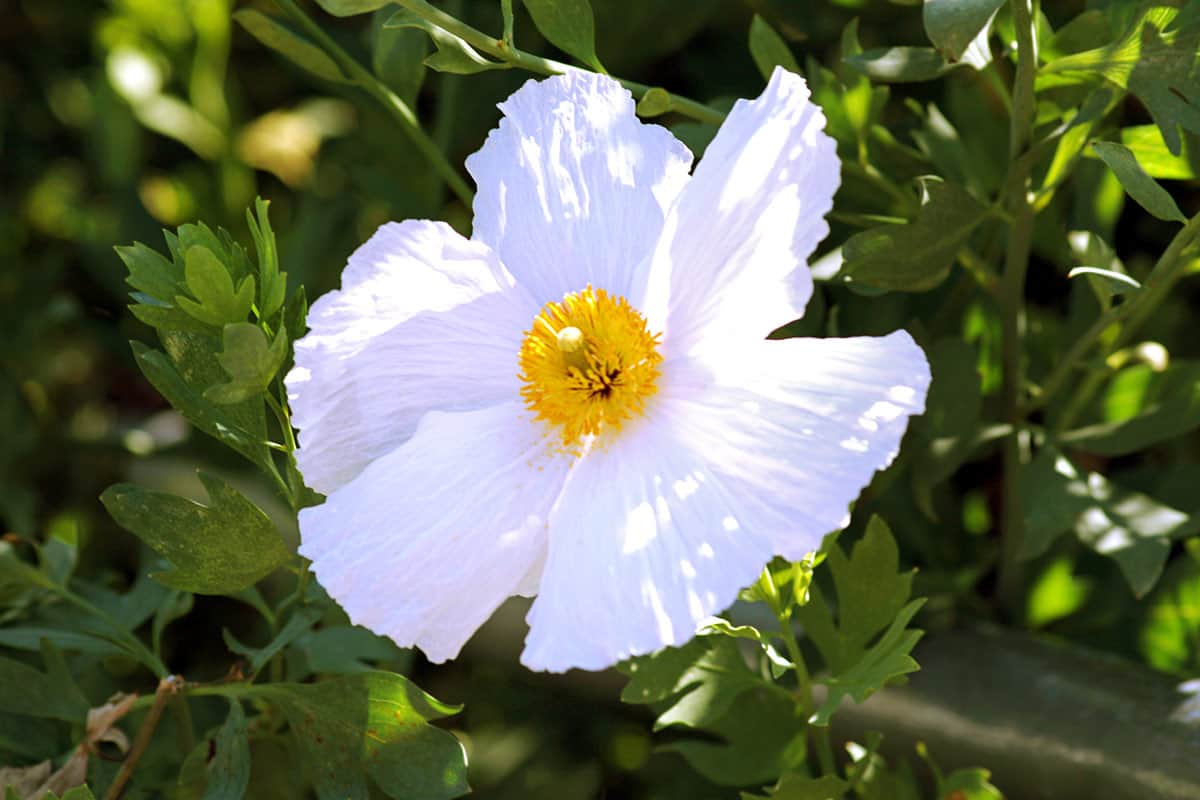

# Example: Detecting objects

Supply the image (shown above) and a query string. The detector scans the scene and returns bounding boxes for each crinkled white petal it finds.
[286,220,536,494]
[521,416,775,672]
[299,402,569,663]
[666,331,931,560]
[641,67,839,359]
[466,71,693,305]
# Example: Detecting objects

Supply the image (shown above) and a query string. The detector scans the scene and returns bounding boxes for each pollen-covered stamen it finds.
[519,286,662,447]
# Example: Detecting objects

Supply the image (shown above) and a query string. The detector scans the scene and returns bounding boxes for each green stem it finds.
[395,0,726,126]
[996,0,1038,614]
[273,0,474,206]
[777,617,837,776]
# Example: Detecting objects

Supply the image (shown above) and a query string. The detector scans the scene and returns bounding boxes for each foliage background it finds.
[2,0,1199,797]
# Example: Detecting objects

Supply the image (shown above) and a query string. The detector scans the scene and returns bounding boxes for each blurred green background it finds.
[3,0,1199,797]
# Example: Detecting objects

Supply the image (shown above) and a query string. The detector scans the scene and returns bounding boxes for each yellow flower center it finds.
[519,286,662,448]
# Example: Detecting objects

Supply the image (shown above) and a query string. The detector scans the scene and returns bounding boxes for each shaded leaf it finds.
[923,0,1004,62]
[845,47,960,83]
[0,642,89,722]
[1061,363,1200,455]
[797,517,915,674]
[245,198,287,320]
[101,473,289,595]
[811,599,925,726]
[1092,141,1186,222]
[520,0,603,70]
[235,10,349,84]
[223,606,321,676]
[256,672,468,800]
[312,0,390,16]
[130,341,271,468]
[744,773,849,800]
[204,323,288,405]
[202,701,251,800]
[749,15,799,80]
[384,10,507,74]
[116,242,183,306]
[840,179,987,291]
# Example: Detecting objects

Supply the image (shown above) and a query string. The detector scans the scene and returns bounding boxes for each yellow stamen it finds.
[519,286,662,448]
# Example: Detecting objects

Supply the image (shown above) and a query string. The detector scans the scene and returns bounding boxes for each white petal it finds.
[642,67,839,358]
[286,220,535,494]
[667,332,931,560]
[521,416,774,672]
[466,72,693,305]
[299,402,569,663]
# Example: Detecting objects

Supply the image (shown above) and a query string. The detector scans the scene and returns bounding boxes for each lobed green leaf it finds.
[100,472,290,595]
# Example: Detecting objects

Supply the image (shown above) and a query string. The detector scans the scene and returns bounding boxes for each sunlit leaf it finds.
[1043,6,1200,155]
[1021,448,1198,595]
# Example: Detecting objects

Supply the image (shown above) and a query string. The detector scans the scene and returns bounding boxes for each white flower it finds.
[286,67,931,672]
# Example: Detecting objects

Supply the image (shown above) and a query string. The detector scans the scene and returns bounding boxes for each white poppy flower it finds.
[286,66,931,672]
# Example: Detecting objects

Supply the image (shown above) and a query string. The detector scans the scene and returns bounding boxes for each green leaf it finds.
[635,87,672,118]
[100,472,289,595]
[621,636,761,728]
[1066,265,1142,298]
[922,0,1004,62]
[372,10,429,107]
[845,47,960,83]
[176,246,256,327]
[383,10,507,74]
[130,341,271,468]
[202,701,252,800]
[1119,125,1200,179]
[223,606,321,676]
[1060,364,1200,455]
[748,15,799,80]
[235,9,349,84]
[1140,544,1200,672]
[520,0,603,70]
[0,642,90,722]
[116,241,184,305]
[797,517,916,674]
[665,685,805,787]
[0,541,53,592]
[744,773,849,800]
[256,672,468,800]
[312,0,390,16]
[1042,5,1200,154]
[291,625,407,676]
[204,323,288,405]
[840,179,987,291]
[1021,448,1198,595]
[810,598,925,726]
[1092,141,1186,222]
[910,338,983,516]
[245,198,287,320]
[940,766,1004,800]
